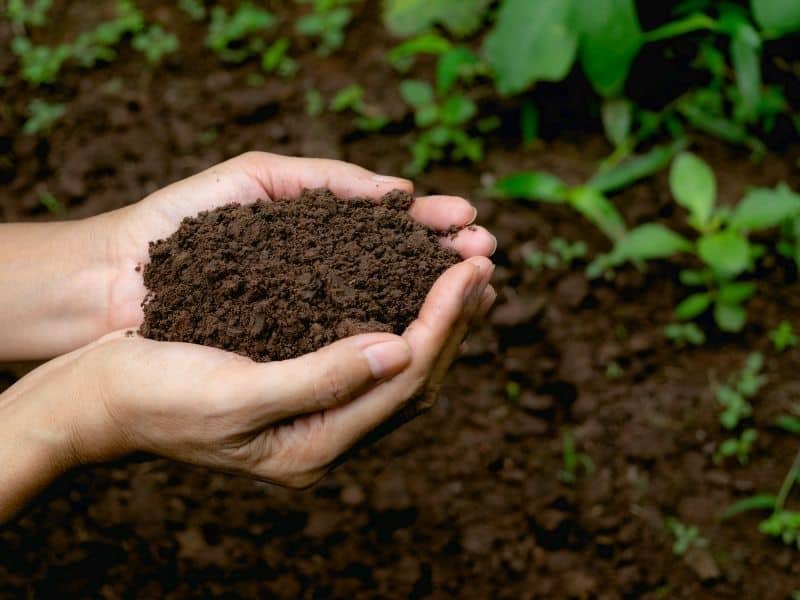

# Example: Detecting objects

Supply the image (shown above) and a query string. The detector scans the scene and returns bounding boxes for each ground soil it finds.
[2,2,800,599]
[140,189,458,362]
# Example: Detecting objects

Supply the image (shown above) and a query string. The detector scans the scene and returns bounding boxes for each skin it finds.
[0,152,496,523]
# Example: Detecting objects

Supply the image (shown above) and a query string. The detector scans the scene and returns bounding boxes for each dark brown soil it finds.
[140,189,459,361]
[3,2,800,599]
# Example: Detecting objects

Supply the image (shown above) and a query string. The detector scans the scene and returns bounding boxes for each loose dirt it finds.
[140,189,459,361]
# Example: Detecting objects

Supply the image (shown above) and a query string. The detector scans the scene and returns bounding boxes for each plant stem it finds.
[774,449,800,513]
[643,14,717,43]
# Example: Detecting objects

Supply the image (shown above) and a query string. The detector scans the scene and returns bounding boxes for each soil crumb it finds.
[139,188,460,361]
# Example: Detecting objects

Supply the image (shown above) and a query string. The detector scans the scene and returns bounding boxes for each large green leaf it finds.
[751,0,800,35]
[383,0,492,37]
[669,152,716,228]
[568,187,627,240]
[608,223,691,264]
[483,0,578,95]
[573,0,643,97]
[729,184,800,231]
[698,230,751,278]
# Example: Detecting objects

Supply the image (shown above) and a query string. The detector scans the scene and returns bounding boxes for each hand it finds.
[0,152,496,520]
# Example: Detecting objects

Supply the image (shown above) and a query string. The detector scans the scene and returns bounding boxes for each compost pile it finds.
[139,188,459,361]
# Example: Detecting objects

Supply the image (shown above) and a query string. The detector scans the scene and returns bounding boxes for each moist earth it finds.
[139,188,459,361]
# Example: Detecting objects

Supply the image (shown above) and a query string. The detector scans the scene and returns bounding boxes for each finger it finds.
[476,285,497,320]
[408,195,477,231]
[439,226,498,258]
[236,152,414,200]
[236,332,411,424]
[304,257,493,458]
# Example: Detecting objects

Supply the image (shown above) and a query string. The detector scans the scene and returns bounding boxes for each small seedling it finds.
[605,361,624,381]
[179,0,206,21]
[305,89,324,118]
[132,25,179,64]
[505,381,521,402]
[296,0,354,55]
[206,3,277,63]
[39,191,64,214]
[714,428,758,465]
[11,37,71,85]
[261,37,297,78]
[71,0,145,68]
[558,429,594,484]
[23,99,65,135]
[329,84,388,131]
[664,322,706,347]
[6,0,52,26]
[769,321,798,352]
[665,517,708,556]
[524,238,587,270]
[715,353,765,430]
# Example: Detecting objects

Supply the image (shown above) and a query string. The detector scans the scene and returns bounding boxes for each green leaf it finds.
[751,0,800,35]
[483,0,578,95]
[720,7,762,123]
[698,230,751,278]
[718,281,756,304]
[573,0,642,96]
[680,269,708,287]
[601,98,632,147]
[775,415,800,435]
[676,293,713,320]
[568,187,627,241]
[400,79,434,108]
[440,95,476,126]
[589,139,687,194]
[715,302,747,332]
[729,184,800,231]
[383,0,492,37]
[387,33,452,70]
[493,172,567,202]
[437,47,479,95]
[670,152,716,228]
[607,223,691,265]
[415,105,439,128]
[722,494,777,519]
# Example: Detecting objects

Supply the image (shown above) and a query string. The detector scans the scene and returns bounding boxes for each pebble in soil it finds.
[139,188,460,361]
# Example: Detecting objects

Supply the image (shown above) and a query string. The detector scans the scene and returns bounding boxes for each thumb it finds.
[243,332,412,423]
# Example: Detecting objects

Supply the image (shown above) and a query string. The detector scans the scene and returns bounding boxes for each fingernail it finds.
[363,339,411,379]
[372,174,412,186]
[489,234,498,256]
[467,206,478,225]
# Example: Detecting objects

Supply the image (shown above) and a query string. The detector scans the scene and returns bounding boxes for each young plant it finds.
[179,0,206,21]
[665,517,708,556]
[23,99,65,135]
[206,3,277,63]
[260,38,297,78]
[558,429,593,484]
[524,238,587,270]
[296,0,354,55]
[39,191,64,214]
[715,353,765,430]
[6,0,52,26]
[71,0,145,68]
[329,84,388,131]
[714,428,758,465]
[724,450,800,550]
[505,381,521,402]
[664,322,706,347]
[769,321,798,352]
[132,25,179,65]
[11,37,71,85]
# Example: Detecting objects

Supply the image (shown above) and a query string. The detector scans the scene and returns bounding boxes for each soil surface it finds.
[2,2,800,599]
[140,189,458,361]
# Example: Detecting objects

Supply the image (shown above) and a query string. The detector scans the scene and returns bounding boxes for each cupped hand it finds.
[97,151,496,333]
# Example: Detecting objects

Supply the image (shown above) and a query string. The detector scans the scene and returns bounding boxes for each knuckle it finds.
[316,363,353,407]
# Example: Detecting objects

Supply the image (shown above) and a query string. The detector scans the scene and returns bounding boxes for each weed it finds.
[665,517,708,556]
[207,3,277,63]
[329,84,388,131]
[769,321,798,352]
[558,429,594,484]
[22,99,65,135]
[132,25,179,64]
[6,0,52,26]
[179,0,206,21]
[664,322,706,347]
[524,238,587,270]
[714,428,758,465]
[296,0,354,56]
[715,353,765,430]
[39,191,64,214]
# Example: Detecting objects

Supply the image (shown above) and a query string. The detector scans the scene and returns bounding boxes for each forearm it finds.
[0,219,115,360]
